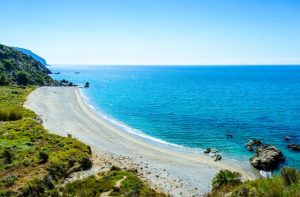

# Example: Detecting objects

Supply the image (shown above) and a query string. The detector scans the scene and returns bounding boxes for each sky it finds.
[0,0,300,65]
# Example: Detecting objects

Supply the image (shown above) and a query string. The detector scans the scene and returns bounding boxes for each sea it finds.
[50,65,300,169]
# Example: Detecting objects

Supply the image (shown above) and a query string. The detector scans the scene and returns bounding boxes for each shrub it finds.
[232,186,256,197]
[21,179,45,196]
[110,165,121,171]
[0,107,22,121]
[0,73,9,85]
[212,170,242,190]
[3,174,17,187]
[39,152,49,164]
[3,59,14,70]
[2,148,14,164]
[87,145,92,154]
[281,167,299,186]
[80,157,92,170]
[43,175,54,190]
[16,71,30,85]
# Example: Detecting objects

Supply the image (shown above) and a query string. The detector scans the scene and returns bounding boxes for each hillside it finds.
[0,45,165,196]
[14,47,47,66]
[0,44,53,86]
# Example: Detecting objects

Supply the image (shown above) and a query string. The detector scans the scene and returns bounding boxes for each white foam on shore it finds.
[79,89,207,155]
[78,88,254,173]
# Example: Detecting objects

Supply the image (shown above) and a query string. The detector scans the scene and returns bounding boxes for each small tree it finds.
[212,170,242,190]
[0,73,9,85]
[281,167,299,186]
[39,152,49,164]
[3,59,14,70]
[3,148,13,164]
[16,71,30,85]
[80,157,92,170]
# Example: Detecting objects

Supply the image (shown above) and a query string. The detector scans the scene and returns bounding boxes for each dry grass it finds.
[0,107,22,121]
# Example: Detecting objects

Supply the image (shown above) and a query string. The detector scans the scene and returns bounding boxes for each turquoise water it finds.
[51,66,300,169]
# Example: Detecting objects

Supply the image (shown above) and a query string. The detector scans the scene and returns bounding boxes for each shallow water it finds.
[51,65,300,169]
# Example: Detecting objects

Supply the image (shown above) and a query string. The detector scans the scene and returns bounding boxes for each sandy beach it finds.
[24,87,258,196]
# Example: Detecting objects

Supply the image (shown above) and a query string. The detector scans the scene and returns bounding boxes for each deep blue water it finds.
[51,66,300,169]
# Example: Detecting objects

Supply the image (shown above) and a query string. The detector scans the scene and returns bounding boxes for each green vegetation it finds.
[212,170,242,191]
[0,86,92,196]
[281,167,299,186]
[0,107,22,121]
[206,168,300,197]
[62,168,166,197]
[0,45,163,196]
[0,44,54,86]
[0,86,163,196]
[16,70,30,85]
[0,73,9,85]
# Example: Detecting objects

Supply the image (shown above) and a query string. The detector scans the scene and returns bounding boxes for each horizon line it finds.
[49,64,300,67]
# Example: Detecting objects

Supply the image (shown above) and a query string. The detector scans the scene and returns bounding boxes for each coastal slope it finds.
[25,87,257,196]
[0,44,53,85]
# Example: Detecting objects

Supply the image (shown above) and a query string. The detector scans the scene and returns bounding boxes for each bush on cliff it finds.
[212,170,242,191]
[206,168,300,197]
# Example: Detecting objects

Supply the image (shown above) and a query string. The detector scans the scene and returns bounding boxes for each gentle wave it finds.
[78,89,207,155]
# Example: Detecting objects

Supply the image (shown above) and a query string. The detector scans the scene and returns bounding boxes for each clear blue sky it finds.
[1,0,299,65]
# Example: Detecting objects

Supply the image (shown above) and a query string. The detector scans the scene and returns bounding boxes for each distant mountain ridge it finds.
[14,47,47,66]
[0,44,54,85]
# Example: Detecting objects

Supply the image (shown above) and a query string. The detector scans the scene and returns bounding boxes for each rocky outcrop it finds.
[284,136,291,141]
[214,154,222,161]
[245,139,262,152]
[204,148,211,154]
[249,145,285,170]
[288,144,300,151]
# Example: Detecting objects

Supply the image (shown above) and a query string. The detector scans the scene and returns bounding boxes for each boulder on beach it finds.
[249,145,285,170]
[288,144,300,151]
[214,154,222,161]
[204,148,211,154]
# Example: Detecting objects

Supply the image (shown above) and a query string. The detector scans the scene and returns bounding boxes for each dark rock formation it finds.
[214,154,222,161]
[84,82,90,88]
[204,148,211,154]
[285,136,291,141]
[288,144,300,151]
[249,145,285,170]
[59,79,77,87]
[246,145,254,151]
[226,133,233,138]
[245,139,262,152]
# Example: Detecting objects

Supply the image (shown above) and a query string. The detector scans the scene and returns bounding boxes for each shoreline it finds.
[25,87,258,196]
[79,88,252,164]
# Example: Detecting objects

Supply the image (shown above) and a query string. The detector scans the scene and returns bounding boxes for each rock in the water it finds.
[245,139,262,152]
[284,136,291,141]
[288,144,300,151]
[246,144,254,151]
[226,133,233,138]
[249,145,285,170]
[204,148,211,154]
[251,139,262,146]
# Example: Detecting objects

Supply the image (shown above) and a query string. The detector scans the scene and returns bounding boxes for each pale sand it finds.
[24,87,258,196]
